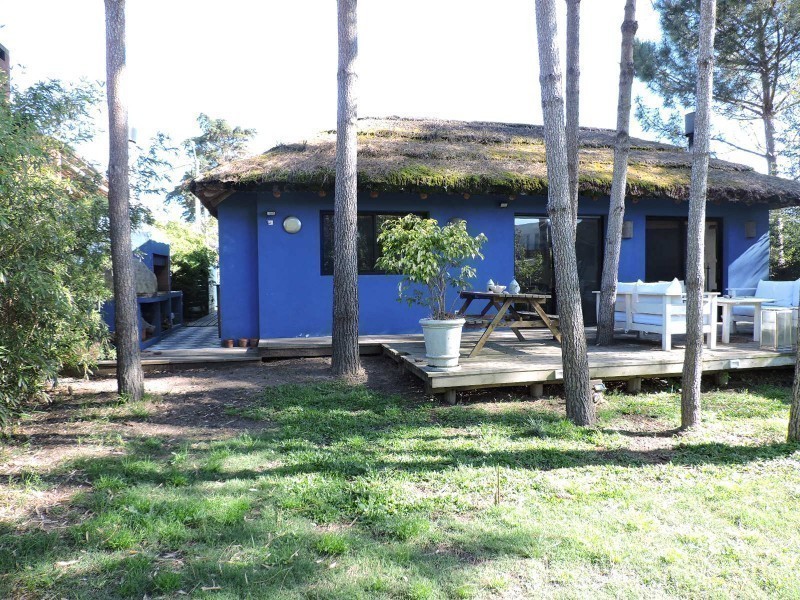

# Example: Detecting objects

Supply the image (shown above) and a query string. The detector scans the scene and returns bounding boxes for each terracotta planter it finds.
[249,338,260,348]
[238,338,248,348]
[222,339,234,348]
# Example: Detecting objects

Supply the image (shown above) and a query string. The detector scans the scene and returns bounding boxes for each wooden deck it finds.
[382,329,795,397]
[260,334,426,358]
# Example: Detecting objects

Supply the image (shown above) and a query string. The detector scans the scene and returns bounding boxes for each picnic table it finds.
[457,290,561,357]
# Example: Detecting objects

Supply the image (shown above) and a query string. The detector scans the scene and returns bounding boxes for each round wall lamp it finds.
[283,216,302,234]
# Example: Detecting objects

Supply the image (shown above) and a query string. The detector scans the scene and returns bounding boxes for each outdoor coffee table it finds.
[457,291,561,357]
[718,297,774,344]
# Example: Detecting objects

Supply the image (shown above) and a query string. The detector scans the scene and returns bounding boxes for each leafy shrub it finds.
[0,81,112,423]
[376,215,486,319]
[157,221,217,320]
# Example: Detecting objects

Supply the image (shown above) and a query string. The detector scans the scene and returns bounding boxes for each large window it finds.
[514,215,603,325]
[320,212,426,275]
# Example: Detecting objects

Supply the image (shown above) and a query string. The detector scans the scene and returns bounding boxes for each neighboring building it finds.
[190,117,800,341]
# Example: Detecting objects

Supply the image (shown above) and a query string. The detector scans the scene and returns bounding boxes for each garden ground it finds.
[1,357,799,599]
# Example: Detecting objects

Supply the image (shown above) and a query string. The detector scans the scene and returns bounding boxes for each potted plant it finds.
[376,215,487,369]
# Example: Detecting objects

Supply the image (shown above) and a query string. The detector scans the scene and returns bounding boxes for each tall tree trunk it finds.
[332,0,363,379]
[535,0,594,426]
[565,0,580,230]
[789,319,800,441]
[596,0,637,346]
[681,0,717,430]
[766,115,786,272]
[775,209,787,272]
[105,0,143,402]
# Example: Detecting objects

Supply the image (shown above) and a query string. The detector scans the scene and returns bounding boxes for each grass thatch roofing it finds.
[191,117,800,215]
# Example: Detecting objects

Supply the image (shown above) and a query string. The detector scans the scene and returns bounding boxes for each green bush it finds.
[157,221,217,320]
[376,215,486,320]
[0,81,112,423]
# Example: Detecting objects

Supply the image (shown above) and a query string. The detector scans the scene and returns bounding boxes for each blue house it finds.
[190,118,800,342]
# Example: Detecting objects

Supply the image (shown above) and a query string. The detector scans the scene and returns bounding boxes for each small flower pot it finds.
[238,338,248,348]
[420,318,465,369]
[249,338,260,348]
[222,339,234,348]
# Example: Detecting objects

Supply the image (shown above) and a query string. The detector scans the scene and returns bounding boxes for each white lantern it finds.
[760,308,796,351]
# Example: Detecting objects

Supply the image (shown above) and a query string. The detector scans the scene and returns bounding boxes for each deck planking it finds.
[382,330,795,394]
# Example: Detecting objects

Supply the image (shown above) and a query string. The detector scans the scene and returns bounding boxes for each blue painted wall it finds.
[136,239,170,271]
[215,190,771,340]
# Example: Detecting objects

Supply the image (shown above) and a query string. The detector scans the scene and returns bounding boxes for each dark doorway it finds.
[645,217,722,292]
[514,216,604,324]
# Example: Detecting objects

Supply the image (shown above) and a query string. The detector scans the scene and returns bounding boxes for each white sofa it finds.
[727,279,800,332]
[596,279,718,351]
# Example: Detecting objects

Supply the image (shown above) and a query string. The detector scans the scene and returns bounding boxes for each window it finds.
[320,211,426,275]
[514,215,603,325]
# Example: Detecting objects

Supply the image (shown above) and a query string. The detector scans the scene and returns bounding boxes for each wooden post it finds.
[529,383,544,399]
[627,377,642,394]
[443,390,457,405]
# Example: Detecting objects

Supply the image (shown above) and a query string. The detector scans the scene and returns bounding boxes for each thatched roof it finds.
[191,117,800,216]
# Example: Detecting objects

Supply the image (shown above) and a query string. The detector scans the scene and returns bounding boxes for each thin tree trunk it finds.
[535,0,594,426]
[775,210,787,272]
[332,0,363,379]
[565,0,580,231]
[105,0,143,402]
[789,317,800,441]
[767,115,787,271]
[596,0,637,346]
[681,0,717,430]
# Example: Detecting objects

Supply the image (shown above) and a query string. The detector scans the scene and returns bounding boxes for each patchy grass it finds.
[1,381,799,598]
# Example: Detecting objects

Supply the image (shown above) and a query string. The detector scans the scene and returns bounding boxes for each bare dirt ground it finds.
[1,357,424,473]
[0,357,434,526]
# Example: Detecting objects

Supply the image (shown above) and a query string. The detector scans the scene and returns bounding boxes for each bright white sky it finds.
[1,0,760,220]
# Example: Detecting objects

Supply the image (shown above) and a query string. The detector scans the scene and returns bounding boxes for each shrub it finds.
[0,81,111,423]
[376,215,486,320]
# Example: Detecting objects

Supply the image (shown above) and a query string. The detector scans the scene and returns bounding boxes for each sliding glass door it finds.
[645,218,722,292]
[514,216,603,324]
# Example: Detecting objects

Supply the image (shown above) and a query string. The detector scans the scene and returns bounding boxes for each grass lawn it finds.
[1,370,799,599]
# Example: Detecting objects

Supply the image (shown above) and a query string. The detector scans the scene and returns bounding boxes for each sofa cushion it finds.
[633,313,712,327]
[635,278,683,296]
[754,280,799,307]
[632,313,687,326]
[732,306,755,318]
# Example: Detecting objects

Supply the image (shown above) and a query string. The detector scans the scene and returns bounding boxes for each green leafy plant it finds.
[156,221,217,319]
[0,80,114,423]
[376,215,486,320]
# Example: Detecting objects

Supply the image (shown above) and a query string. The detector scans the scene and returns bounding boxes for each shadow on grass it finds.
[2,379,799,598]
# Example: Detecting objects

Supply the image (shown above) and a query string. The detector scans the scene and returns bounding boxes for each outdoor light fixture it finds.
[745,220,757,238]
[622,221,634,239]
[283,216,302,234]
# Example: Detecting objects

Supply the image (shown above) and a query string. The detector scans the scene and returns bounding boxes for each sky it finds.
[1,1,761,220]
